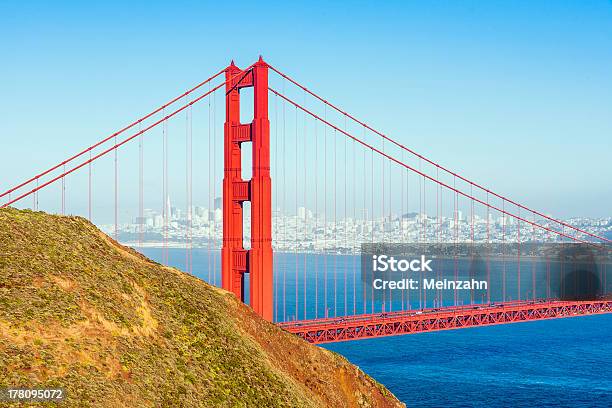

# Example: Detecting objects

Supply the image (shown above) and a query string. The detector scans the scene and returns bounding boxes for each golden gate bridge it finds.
[2,57,610,344]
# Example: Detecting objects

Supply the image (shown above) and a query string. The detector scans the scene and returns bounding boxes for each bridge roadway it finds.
[278,299,612,344]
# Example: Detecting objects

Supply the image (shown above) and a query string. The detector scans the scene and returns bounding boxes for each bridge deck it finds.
[278,300,612,344]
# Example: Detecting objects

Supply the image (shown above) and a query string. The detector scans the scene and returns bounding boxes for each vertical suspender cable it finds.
[165,116,170,265]
[139,124,144,248]
[388,144,392,311]
[88,151,92,221]
[517,207,521,300]
[61,165,65,215]
[282,82,287,321]
[163,113,168,265]
[487,191,490,304]
[532,213,536,300]
[189,101,193,273]
[418,159,421,244]
[323,105,327,318]
[560,224,564,298]
[190,104,193,273]
[407,157,410,309]
[370,148,374,313]
[185,102,189,272]
[381,137,385,312]
[422,163,426,309]
[162,110,166,264]
[295,106,298,321]
[470,184,474,305]
[436,166,440,306]
[362,128,367,314]
[352,129,356,316]
[502,198,506,301]
[303,105,307,319]
[274,92,279,321]
[186,100,193,273]
[401,150,405,310]
[454,176,458,306]
[333,128,337,317]
[344,114,348,316]
[35,178,39,211]
[212,86,217,284]
[419,159,423,309]
[207,84,212,283]
[314,118,318,319]
[471,184,475,242]
[115,135,118,241]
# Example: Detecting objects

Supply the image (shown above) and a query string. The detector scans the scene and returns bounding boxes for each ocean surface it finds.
[324,316,612,407]
[139,248,612,407]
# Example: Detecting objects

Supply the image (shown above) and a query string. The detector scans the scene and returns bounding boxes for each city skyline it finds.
[105,199,612,252]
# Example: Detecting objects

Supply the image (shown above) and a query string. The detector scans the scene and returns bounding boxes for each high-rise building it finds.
[298,207,306,220]
[165,196,172,220]
[154,215,163,228]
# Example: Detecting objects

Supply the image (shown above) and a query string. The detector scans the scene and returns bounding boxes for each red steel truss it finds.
[279,300,612,344]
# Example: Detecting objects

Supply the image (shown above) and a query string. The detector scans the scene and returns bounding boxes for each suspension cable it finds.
[267,65,608,243]
[2,68,225,201]
[268,87,600,246]
[3,80,226,208]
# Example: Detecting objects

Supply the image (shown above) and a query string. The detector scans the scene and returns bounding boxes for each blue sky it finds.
[1,1,611,219]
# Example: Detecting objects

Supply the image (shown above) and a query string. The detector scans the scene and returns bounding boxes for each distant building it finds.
[154,215,163,228]
[195,206,205,217]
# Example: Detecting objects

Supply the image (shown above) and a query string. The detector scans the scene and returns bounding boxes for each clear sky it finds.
[1,1,611,219]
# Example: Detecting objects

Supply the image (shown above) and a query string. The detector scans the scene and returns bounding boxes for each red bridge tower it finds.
[221,58,273,321]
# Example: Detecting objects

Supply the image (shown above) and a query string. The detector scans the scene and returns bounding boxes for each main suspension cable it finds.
[2,68,225,201]
[267,65,608,243]
[3,79,226,209]
[268,87,599,246]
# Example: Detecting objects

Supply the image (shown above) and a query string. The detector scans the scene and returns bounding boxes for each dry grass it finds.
[0,208,404,407]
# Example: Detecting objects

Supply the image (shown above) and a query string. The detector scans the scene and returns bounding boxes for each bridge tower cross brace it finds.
[221,58,274,321]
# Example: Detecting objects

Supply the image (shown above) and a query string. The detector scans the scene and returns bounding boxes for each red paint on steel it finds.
[280,300,612,344]
[221,58,273,321]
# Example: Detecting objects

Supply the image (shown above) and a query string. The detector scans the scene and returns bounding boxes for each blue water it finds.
[139,248,612,407]
[324,316,612,407]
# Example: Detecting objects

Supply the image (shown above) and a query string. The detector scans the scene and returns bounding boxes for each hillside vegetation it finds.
[0,208,403,407]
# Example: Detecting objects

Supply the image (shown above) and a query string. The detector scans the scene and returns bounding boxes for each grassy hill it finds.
[0,208,403,407]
